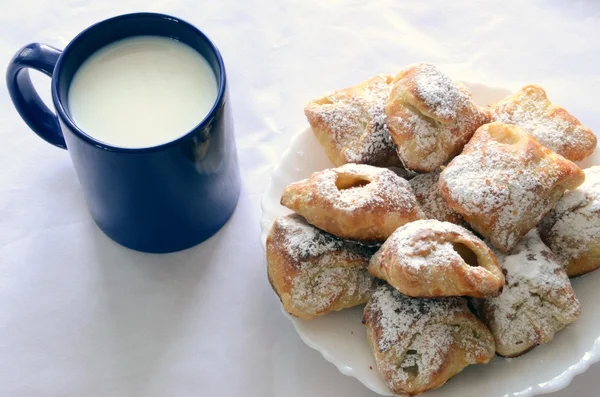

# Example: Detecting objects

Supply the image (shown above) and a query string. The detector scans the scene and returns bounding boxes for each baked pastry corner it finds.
[305,74,401,167]
[540,165,600,277]
[266,214,377,320]
[492,84,597,161]
[363,284,495,396]
[385,63,490,172]
[477,229,581,357]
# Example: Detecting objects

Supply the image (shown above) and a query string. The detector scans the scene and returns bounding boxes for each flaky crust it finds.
[385,63,490,172]
[440,122,585,253]
[266,214,378,320]
[363,285,495,397]
[492,85,597,162]
[304,74,401,167]
[368,220,504,298]
[409,170,464,225]
[280,164,423,243]
[540,166,600,277]
[477,230,581,357]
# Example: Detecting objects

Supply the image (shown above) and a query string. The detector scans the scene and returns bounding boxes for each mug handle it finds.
[6,43,66,149]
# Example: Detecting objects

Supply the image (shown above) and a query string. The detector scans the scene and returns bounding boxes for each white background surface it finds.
[1,1,599,396]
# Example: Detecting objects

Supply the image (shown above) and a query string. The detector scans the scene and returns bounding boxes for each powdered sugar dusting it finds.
[281,163,424,242]
[395,112,457,169]
[270,214,377,317]
[386,64,489,172]
[409,170,464,225]
[481,229,580,355]
[276,215,344,261]
[376,219,481,271]
[494,104,576,155]
[310,163,419,213]
[364,285,493,388]
[413,63,469,122]
[368,285,462,352]
[440,123,579,252]
[306,74,398,165]
[369,219,505,298]
[540,166,600,265]
[493,85,596,161]
[292,264,375,314]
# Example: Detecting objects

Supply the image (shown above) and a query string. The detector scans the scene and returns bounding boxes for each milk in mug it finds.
[68,36,219,148]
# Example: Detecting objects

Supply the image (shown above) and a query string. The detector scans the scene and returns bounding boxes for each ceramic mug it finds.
[6,13,241,253]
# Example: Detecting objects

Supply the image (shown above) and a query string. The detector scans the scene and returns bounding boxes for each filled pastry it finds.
[266,214,378,320]
[439,122,585,253]
[492,85,597,161]
[409,170,464,225]
[304,74,401,167]
[363,284,495,397]
[368,220,504,298]
[476,230,581,357]
[540,166,600,277]
[280,164,423,243]
[385,63,490,172]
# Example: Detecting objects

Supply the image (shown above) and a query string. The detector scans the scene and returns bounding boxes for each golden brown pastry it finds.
[409,170,464,225]
[368,220,504,298]
[363,284,495,397]
[281,164,423,243]
[492,85,597,161]
[266,214,378,320]
[304,74,400,167]
[385,63,490,172]
[540,166,600,277]
[439,122,585,253]
[476,229,581,357]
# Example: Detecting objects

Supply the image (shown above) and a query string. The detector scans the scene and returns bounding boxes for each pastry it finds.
[304,74,401,167]
[540,166,600,277]
[492,85,597,161]
[409,170,464,225]
[363,284,495,397]
[385,63,490,172]
[476,229,581,357]
[390,166,418,181]
[439,122,585,253]
[266,214,378,320]
[280,164,423,243]
[368,220,504,298]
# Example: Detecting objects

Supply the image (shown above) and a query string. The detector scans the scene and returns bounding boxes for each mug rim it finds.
[51,12,227,153]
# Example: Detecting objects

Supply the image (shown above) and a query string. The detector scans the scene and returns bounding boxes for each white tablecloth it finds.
[1,1,599,396]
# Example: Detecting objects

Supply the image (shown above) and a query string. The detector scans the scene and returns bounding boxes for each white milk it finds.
[68,36,219,148]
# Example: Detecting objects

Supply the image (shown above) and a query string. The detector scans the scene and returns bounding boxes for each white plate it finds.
[260,82,600,396]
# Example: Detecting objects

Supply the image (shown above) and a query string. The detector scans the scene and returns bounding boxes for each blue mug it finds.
[6,13,241,253]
